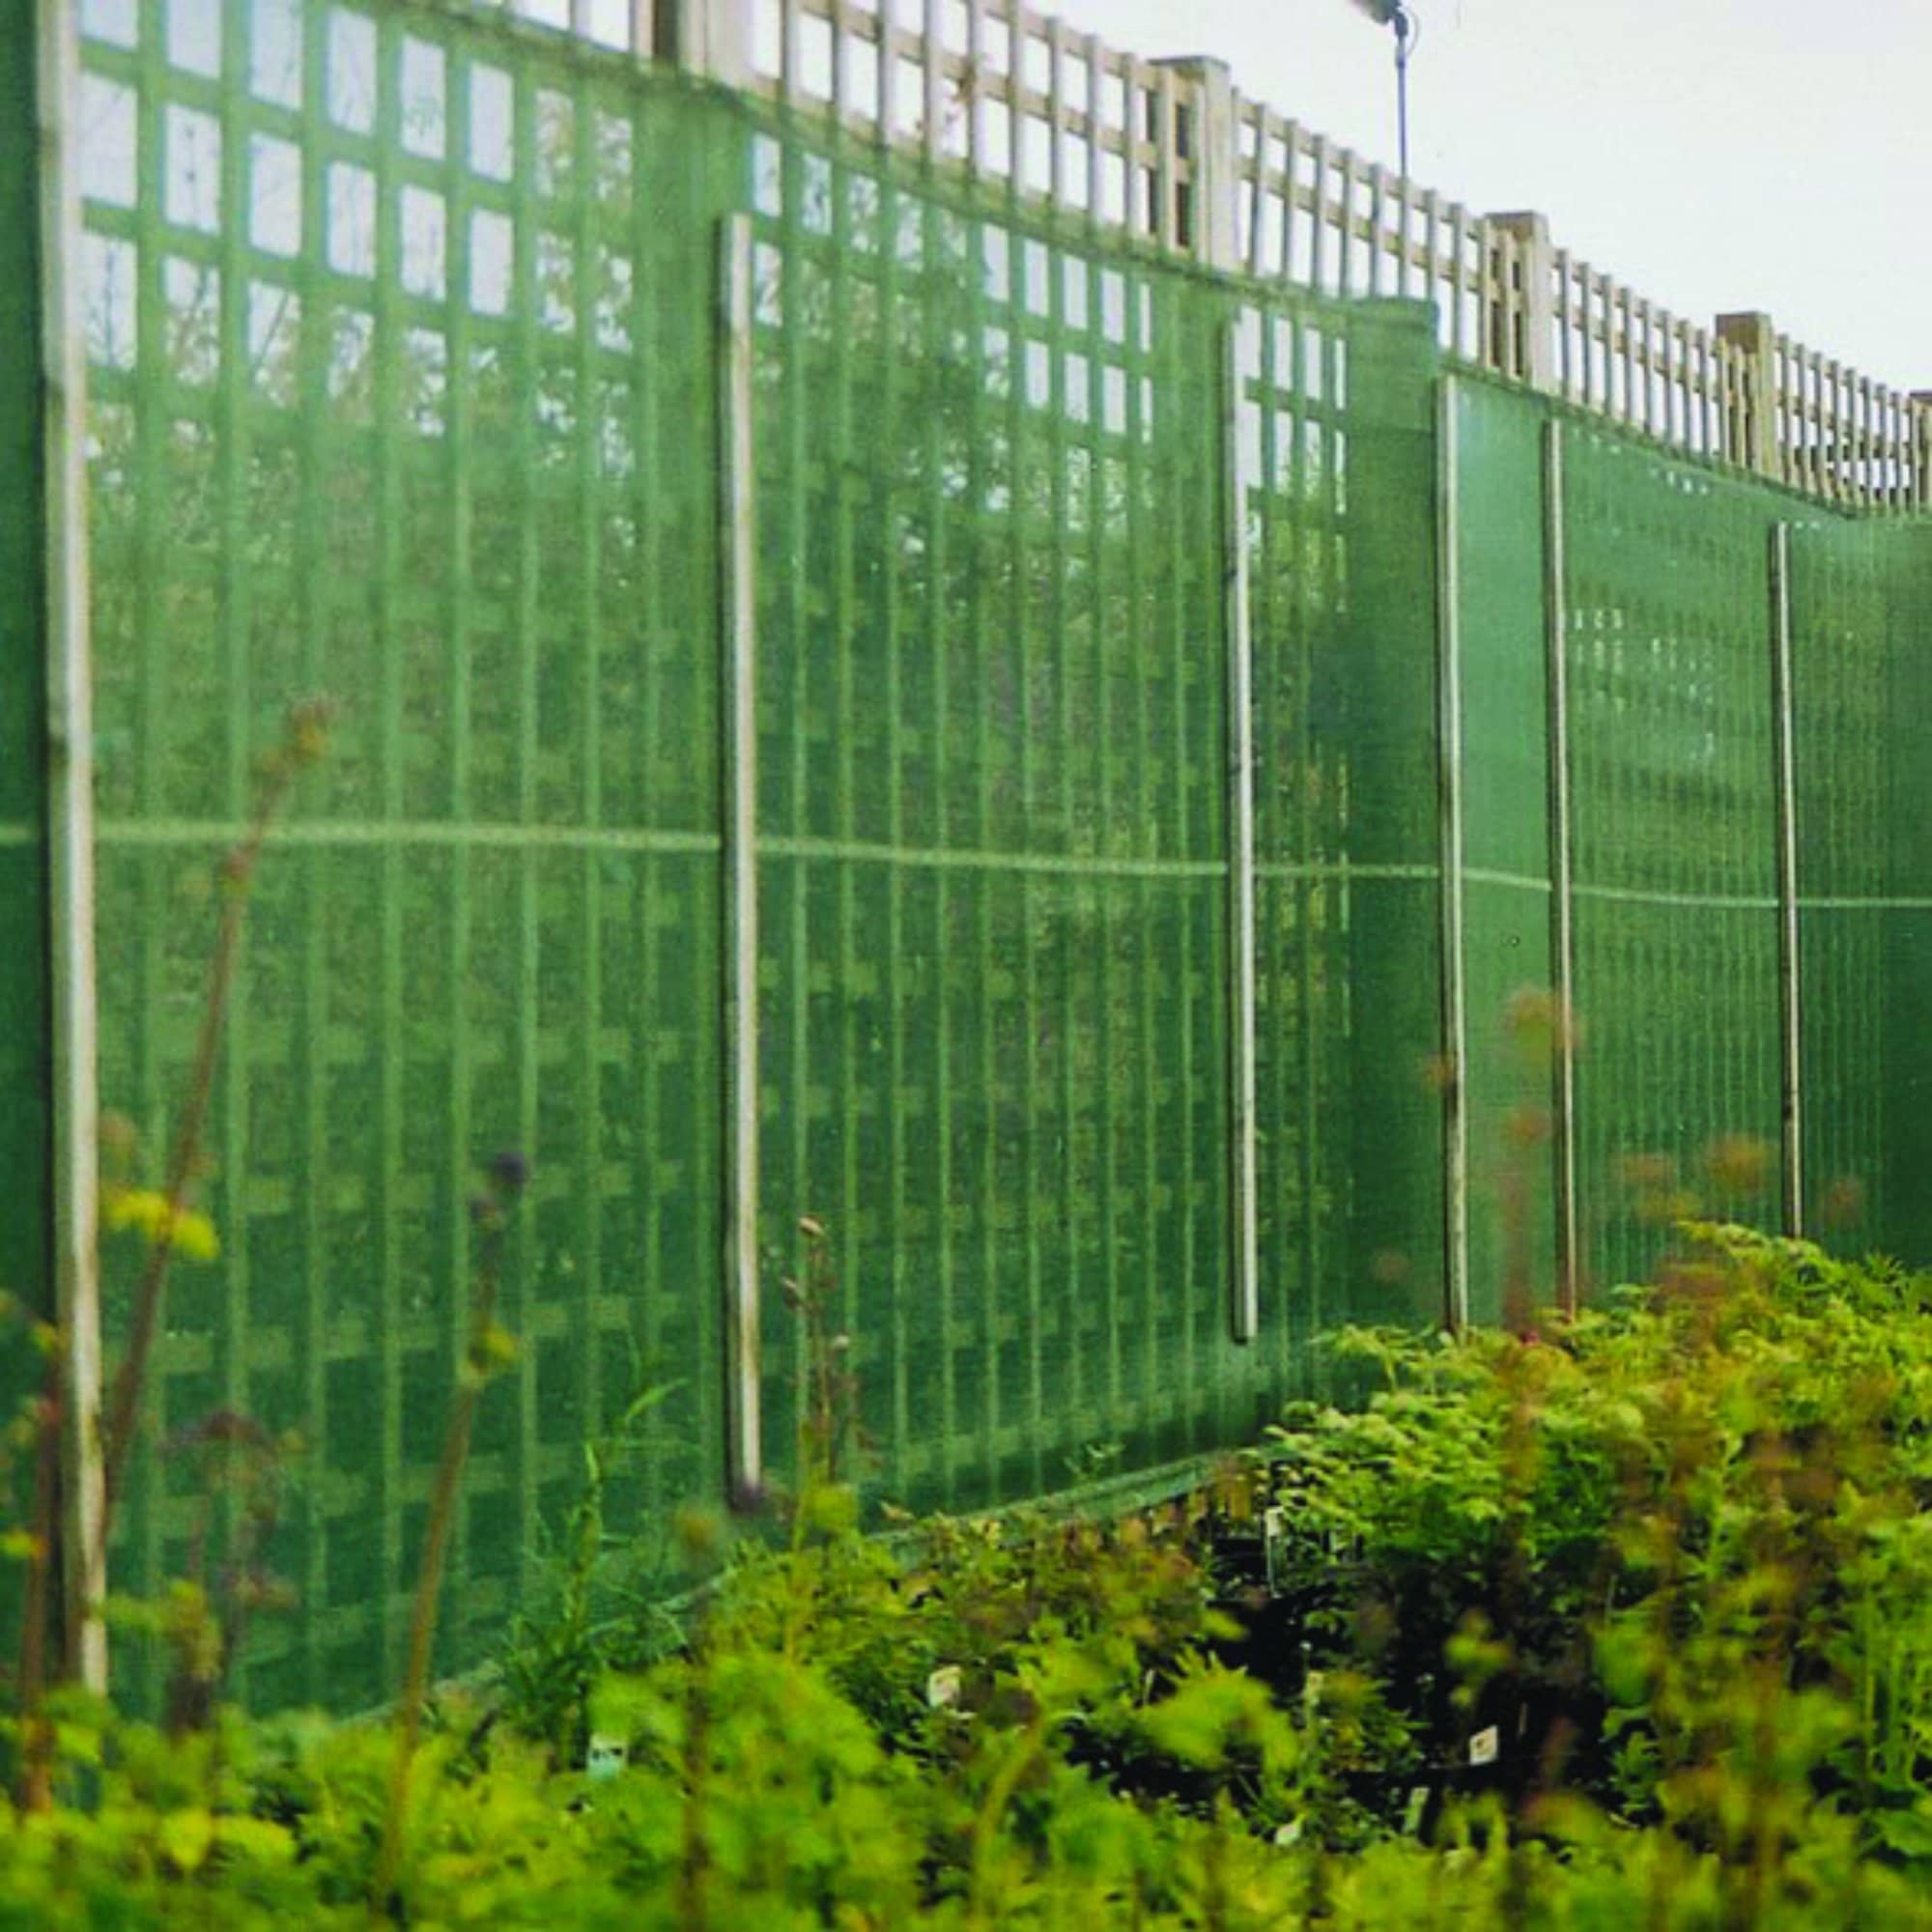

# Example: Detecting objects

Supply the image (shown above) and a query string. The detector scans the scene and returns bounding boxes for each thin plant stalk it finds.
[371,1160,525,1918]
[161,1411,287,1736]
[966,1710,1049,1930]
[777,1216,857,1660]
[96,702,330,1563]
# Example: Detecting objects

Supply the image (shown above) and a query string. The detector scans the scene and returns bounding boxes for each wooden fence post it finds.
[1912,392,1932,512]
[654,0,753,86]
[1485,211,1556,392]
[1717,310,1780,480]
[1156,57,1239,271]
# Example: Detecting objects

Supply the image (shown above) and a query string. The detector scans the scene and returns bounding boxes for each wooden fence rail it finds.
[548,0,1926,509]
[494,0,1927,508]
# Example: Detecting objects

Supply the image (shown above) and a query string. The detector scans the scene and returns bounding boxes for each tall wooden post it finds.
[1486,212,1557,393]
[1157,57,1240,271]
[655,0,753,85]
[3,0,105,1692]
[1912,392,1932,512]
[1717,310,1781,480]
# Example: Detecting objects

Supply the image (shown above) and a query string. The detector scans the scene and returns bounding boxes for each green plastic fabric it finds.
[1245,302,1446,1366]
[1789,519,1893,1250]
[1448,383,1932,1301]
[1,14,51,1324]
[0,0,54,1662]
[1446,380,1559,1322]
[73,0,741,1711]
[746,137,1443,1512]
[1558,425,1785,1291]
[0,0,1915,1715]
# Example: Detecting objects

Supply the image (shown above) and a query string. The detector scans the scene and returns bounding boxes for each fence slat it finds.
[718,213,761,1497]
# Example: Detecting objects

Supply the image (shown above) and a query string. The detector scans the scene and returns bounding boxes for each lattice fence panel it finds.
[76,0,732,1711]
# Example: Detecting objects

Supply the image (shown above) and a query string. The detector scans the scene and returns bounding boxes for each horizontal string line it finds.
[94,818,722,855]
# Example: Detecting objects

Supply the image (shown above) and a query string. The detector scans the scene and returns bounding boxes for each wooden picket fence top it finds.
[454,0,1932,509]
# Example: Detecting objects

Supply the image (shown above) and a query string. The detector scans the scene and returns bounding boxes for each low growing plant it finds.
[1253,1223,1932,1881]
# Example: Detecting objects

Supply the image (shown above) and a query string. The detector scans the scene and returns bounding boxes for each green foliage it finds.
[497,1378,684,1763]
[1257,1224,1932,1901]
[12,1227,1932,1926]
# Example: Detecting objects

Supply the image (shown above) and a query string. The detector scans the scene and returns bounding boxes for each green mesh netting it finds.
[75,3,739,1710]
[745,135,1442,1510]
[0,0,1915,1713]
[1557,427,1786,1289]
[1,19,52,1330]
[1446,379,1560,1323]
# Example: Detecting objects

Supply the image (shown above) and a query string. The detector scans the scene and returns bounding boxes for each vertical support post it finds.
[1717,311,1780,479]
[1435,377,1469,1329]
[1911,392,1932,513]
[719,215,761,1495]
[657,0,753,85]
[28,0,105,1693]
[1222,311,1258,1344]
[1156,57,1238,270]
[1543,421,1579,1313]
[8,0,106,1692]
[1485,212,1556,391]
[1769,522,1804,1236]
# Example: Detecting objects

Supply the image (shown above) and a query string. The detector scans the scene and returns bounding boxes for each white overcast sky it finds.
[1042,0,1925,393]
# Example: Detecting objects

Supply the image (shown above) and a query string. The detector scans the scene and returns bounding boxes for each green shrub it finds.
[8,1222,1932,1927]
[1257,1224,1932,1889]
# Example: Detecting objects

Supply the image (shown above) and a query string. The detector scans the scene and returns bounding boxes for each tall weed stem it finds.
[96,702,330,1558]
[370,1154,526,1918]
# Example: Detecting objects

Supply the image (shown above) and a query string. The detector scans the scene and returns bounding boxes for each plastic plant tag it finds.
[1468,1725,1499,1767]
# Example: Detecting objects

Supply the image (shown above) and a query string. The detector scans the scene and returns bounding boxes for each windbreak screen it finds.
[1558,432,1783,1290]
[1788,519,1890,1252]
[0,24,52,1331]
[746,144,1242,1508]
[0,14,55,1672]
[1242,300,1447,1351]
[1445,381,1560,1323]
[76,2,735,1711]
[1874,526,1932,1266]
[746,130,1448,1508]
[57,0,1932,1724]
